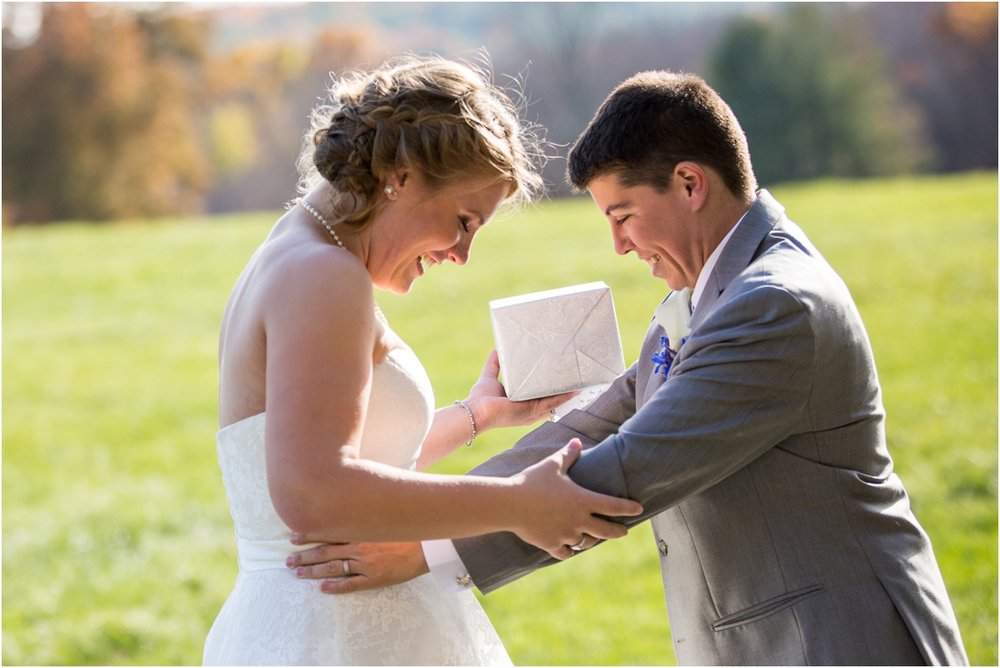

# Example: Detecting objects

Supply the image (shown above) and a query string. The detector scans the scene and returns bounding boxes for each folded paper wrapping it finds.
[489,282,626,406]
[550,383,612,420]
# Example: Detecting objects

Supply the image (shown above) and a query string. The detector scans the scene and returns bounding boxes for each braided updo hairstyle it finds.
[297,54,545,230]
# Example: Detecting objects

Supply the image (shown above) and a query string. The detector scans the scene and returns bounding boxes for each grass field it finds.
[3,173,997,665]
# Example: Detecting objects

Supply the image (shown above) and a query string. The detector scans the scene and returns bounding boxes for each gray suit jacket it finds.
[454,191,967,665]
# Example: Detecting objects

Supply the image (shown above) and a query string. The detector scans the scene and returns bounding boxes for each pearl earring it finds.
[384,185,396,197]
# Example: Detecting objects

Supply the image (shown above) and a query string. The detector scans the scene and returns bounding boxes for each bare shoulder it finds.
[260,241,374,324]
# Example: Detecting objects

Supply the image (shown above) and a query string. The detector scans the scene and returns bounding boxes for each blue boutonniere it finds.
[651,335,678,376]
[651,288,692,377]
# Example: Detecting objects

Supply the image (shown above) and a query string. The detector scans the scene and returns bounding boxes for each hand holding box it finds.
[489,282,626,402]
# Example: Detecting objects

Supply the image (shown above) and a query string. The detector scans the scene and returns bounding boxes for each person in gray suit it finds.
[289,71,968,665]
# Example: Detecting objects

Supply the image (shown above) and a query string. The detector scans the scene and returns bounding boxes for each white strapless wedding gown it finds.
[203,345,512,665]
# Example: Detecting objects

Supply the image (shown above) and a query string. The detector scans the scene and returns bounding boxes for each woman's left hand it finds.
[465,350,576,431]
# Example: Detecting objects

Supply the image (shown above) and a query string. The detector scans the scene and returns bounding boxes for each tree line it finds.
[2,2,995,224]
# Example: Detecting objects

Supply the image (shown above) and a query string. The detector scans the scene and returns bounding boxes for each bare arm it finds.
[416,350,575,470]
[260,248,641,558]
[287,357,642,593]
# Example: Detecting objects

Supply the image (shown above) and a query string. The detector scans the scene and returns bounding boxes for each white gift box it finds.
[490,282,626,402]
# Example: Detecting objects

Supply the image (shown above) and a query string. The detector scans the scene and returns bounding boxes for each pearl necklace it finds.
[297,198,387,325]
[298,199,344,248]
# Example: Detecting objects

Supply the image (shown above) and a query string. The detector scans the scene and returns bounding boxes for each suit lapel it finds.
[636,316,667,407]
[690,190,785,330]
[639,191,786,407]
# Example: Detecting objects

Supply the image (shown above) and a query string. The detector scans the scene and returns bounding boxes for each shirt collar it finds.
[691,201,755,310]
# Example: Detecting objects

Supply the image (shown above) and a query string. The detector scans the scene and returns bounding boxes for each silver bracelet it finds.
[454,400,477,447]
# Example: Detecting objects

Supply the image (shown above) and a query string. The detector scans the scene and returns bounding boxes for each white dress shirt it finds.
[692,205,746,310]
[421,199,757,592]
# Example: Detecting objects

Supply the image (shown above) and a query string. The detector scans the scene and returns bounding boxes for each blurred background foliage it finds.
[2,1,997,224]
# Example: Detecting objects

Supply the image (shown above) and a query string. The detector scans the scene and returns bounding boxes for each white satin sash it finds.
[236,537,322,573]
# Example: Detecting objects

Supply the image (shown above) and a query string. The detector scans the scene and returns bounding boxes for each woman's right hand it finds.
[465,350,576,431]
[508,439,643,560]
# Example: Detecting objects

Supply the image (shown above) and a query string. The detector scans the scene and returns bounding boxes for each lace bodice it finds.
[204,340,511,665]
[216,346,434,546]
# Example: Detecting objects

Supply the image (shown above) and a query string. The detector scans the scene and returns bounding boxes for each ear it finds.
[673,162,708,212]
[385,169,410,194]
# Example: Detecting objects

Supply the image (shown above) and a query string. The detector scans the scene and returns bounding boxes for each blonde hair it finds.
[297,54,545,229]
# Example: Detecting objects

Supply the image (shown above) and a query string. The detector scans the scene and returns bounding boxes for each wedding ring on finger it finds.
[569,537,588,552]
[342,559,350,576]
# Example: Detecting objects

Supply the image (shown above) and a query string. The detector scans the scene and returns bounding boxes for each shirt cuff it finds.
[422,539,474,592]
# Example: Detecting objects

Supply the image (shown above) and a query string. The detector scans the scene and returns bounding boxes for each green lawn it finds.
[3,173,997,665]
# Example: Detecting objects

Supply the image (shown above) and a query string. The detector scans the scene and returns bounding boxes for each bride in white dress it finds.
[204,336,513,664]
[203,56,642,666]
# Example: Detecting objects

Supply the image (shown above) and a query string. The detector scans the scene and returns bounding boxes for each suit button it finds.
[658,540,668,556]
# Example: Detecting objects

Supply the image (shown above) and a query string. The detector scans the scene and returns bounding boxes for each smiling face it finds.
[369,173,509,294]
[587,171,705,291]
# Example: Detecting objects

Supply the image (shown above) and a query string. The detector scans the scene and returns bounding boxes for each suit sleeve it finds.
[450,345,641,586]
[462,284,816,593]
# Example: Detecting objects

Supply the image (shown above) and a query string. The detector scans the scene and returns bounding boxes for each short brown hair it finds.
[567,71,756,198]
